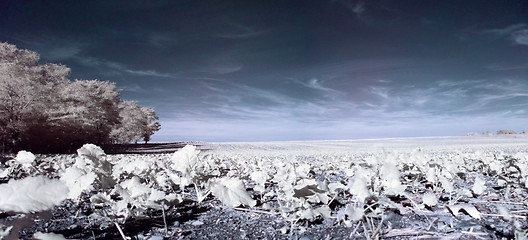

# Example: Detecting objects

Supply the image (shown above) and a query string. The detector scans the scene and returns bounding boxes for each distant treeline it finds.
[0,42,160,153]
[466,130,527,136]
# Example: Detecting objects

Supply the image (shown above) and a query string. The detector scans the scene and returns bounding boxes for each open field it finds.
[1,136,528,239]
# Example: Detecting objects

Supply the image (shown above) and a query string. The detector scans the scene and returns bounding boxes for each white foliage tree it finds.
[0,42,160,152]
[110,101,160,144]
[0,42,70,151]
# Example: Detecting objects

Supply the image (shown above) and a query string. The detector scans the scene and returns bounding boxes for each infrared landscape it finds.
[1,0,528,239]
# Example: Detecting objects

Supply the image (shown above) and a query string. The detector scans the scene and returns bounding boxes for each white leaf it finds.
[295,164,311,178]
[439,175,454,193]
[422,193,437,207]
[250,171,267,193]
[15,150,35,168]
[472,177,486,195]
[77,144,105,161]
[0,169,8,178]
[497,205,512,221]
[60,166,96,199]
[171,145,199,176]
[314,205,332,219]
[380,161,406,195]
[349,170,370,203]
[209,177,256,207]
[447,204,481,219]
[345,205,364,222]
[0,176,69,213]
[33,232,69,240]
[120,177,152,198]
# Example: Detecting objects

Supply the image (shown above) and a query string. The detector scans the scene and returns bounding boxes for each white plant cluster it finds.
[0,138,528,238]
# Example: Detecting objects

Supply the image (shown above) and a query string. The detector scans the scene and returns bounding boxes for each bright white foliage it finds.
[60,144,112,200]
[250,171,267,193]
[0,176,68,213]
[77,144,106,162]
[349,168,371,202]
[472,177,486,195]
[60,166,96,199]
[345,204,364,222]
[14,150,36,168]
[447,204,481,219]
[33,232,69,240]
[0,225,12,238]
[209,177,256,207]
[171,145,199,179]
[380,161,406,195]
[497,205,512,221]
[422,192,437,207]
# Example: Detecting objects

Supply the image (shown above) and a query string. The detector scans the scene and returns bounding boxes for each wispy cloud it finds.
[483,24,526,35]
[485,63,528,71]
[12,34,85,61]
[218,23,269,39]
[369,86,389,99]
[333,0,366,18]
[365,79,528,118]
[483,23,528,46]
[377,79,392,84]
[290,78,342,94]
[219,30,269,40]
[154,78,528,141]
[148,33,178,48]
[512,29,528,45]
[75,56,178,78]
[352,2,366,16]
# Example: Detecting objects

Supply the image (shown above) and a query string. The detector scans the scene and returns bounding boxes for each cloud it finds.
[12,34,84,60]
[369,86,389,99]
[512,29,528,45]
[219,30,269,40]
[483,23,528,46]
[195,56,243,75]
[291,78,342,95]
[352,2,365,16]
[218,23,270,40]
[75,56,178,78]
[485,63,528,71]
[483,24,526,35]
[148,33,178,48]
[334,0,366,18]
[153,78,528,142]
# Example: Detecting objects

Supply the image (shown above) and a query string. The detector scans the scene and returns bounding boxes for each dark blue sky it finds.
[1,1,527,141]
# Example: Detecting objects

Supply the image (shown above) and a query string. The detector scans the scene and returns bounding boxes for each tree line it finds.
[0,42,160,153]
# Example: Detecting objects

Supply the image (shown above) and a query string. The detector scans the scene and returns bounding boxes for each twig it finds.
[511,210,528,213]
[403,193,433,226]
[162,202,168,236]
[480,213,526,219]
[384,229,438,237]
[233,207,278,215]
[350,222,361,237]
[114,222,127,240]
[362,221,371,240]
[372,215,385,239]
[461,231,488,236]
[472,200,525,205]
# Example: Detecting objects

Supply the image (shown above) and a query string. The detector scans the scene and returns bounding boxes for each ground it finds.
[1,136,528,239]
